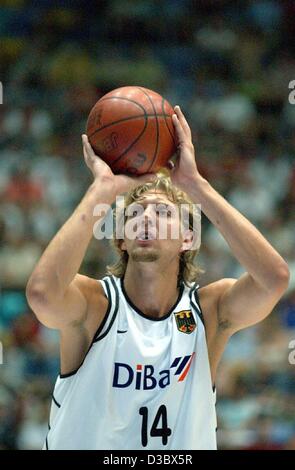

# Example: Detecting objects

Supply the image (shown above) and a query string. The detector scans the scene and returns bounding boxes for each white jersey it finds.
[45,275,217,450]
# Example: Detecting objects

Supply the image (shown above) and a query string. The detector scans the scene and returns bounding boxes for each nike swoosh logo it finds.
[117,330,128,334]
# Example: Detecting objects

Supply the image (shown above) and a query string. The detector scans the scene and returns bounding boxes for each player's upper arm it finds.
[197,273,288,384]
[216,272,289,333]
[26,273,108,331]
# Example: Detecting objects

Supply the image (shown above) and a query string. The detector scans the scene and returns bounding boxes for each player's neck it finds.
[123,262,180,319]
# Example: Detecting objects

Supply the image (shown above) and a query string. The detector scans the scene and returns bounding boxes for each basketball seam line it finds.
[111,114,149,166]
[136,87,159,172]
[88,114,172,139]
[87,95,148,143]
[162,97,176,145]
[98,96,147,114]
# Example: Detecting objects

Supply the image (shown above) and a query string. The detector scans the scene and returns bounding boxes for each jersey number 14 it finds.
[139,405,172,447]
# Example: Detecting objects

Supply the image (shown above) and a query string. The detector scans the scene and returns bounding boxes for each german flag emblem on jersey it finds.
[174,310,196,334]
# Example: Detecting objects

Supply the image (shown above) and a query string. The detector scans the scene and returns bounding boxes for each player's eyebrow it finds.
[130,198,175,209]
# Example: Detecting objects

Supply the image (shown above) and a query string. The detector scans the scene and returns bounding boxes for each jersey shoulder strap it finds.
[189,282,205,326]
[93,275,120,342]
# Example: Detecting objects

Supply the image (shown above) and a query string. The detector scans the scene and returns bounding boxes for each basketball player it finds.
[26,106,289,450]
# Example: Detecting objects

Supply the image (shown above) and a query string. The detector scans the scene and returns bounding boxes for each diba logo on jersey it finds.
[112,353,195,390]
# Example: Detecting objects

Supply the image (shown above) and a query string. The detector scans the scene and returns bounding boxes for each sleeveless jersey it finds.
[44,275,217,450]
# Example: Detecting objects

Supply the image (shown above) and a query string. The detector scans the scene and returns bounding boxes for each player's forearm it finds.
[188,176,289,290]
[27,183,115,300]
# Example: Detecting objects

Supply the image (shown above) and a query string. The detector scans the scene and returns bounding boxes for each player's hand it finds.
[82,134,155,196]
[168,106,201,191]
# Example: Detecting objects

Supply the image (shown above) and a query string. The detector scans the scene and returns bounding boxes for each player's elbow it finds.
[26,277,53,320]
[272,262,290,294]
[27,282,45,307]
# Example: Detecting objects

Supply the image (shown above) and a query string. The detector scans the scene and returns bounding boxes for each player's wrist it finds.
[185,174,210,202]
[88,180,117,205]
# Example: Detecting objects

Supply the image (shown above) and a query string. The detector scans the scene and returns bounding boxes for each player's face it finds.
[120,191,193,263]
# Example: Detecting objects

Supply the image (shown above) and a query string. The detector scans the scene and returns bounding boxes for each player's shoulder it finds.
[198,278,237,301]
[74,273,103,292]
[74,273,109,305]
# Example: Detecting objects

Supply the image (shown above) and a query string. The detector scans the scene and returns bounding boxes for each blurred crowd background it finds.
[0,0,295,450]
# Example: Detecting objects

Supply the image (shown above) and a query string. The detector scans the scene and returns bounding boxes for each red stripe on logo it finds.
[178,352,195,382]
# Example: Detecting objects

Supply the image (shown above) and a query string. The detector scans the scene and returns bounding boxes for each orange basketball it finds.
[86,86,176,175]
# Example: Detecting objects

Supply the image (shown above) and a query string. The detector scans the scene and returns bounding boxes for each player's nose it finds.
[143,206,156,226]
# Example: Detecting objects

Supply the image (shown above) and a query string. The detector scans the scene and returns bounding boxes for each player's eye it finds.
[126,213,136,220]
[125,204,144,219]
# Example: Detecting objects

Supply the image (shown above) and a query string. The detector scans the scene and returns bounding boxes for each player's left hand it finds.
[167,106,201,192]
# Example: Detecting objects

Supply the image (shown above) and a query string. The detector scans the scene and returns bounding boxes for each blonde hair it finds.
[107,174,203,286]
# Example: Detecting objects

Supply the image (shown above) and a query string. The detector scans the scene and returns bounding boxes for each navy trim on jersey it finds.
[92,277,113,341]
[190,285,216,393]
[120,277,185,321]
[93,275,120,342]
[52,394,61,408]
[194,288,205,324]
[59,368,79,379]
[44,421,51,450]
[189,284,205,326]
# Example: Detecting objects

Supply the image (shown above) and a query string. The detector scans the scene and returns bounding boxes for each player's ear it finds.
[180,229,194,253]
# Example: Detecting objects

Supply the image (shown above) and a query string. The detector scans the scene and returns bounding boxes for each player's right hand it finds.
[82,134,156,196]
